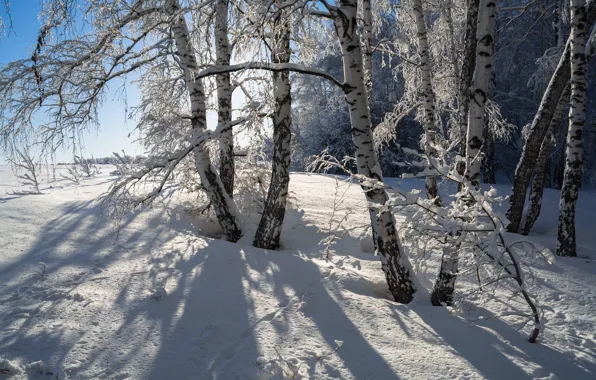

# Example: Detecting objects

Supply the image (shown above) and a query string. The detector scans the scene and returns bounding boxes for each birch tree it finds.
[507,1,596,233]
[215,0,235,198]
[464,0,496,187]
[456,0,479,181]
[254,3,294,250]
[166,0,242,241]
[412,0,442,205]
[557,0,588,257]
[522,85,570,235]
[362,0,374,101]
[431,0,495,306]
[326,0,417,303]
[0,0,245,241]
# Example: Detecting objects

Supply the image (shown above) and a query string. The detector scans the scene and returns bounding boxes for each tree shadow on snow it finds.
[406,303,596,379]
[138,209,398,379]
[0,198,175,376]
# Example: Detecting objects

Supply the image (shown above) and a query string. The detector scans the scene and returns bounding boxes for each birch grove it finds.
[2,0,596,343]
[507,2,596,233]
[167,0,242,242]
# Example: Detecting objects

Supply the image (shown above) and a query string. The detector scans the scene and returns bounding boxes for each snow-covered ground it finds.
[1,165,596,379]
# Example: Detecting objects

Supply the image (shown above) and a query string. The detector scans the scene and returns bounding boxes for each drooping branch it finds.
[195,62,345,90]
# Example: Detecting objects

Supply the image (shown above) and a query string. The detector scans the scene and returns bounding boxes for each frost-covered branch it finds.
[8,146,42,195]
[309,150,545,342]
[195,62,345,90]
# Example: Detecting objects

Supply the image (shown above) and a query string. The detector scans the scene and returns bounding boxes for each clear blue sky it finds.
[0,2,246,166]
[0,1,142,164]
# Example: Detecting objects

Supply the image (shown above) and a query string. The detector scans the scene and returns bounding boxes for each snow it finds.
[1,166,596,379]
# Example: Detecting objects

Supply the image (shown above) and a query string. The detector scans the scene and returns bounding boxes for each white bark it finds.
[508,2,596,233]
[215,0,234,198]
[522,85,570,235]
[254,4,293,250]
[443,0,460,87]
[413,0,441,205]
[434,0,490,300]
[167,0,242,241]
[456,0,479,183]
[362,0,373,102]
[331,0,416,303]
[465,0,496,187]
[431,245,458,306]
[557,0,588,257]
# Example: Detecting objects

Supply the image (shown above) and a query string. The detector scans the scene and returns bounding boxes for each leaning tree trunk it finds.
[254,6,293,250]
[482,127,496,184]
[167,0,242,242]
[465,0,496,187]
[507,2,596,233]
[431,0,495,306]
[522,84,570,235]
[557,0,588,257]
[332,0,416,303]
[215,0,235,198]
[553,140,566,189]
[582,116,596,174]
[413,0,442,205]
[522,133,553,234]
[456,0,479,185]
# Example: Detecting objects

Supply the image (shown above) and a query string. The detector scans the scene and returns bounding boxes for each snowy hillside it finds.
[1,166,596,379]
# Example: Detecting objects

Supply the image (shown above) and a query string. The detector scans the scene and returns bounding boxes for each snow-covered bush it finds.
[310,150,545,342]
[8,147,42,195]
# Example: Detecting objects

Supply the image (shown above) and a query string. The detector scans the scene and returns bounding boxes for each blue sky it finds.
[0,1,142,164]
[0,2,251,166]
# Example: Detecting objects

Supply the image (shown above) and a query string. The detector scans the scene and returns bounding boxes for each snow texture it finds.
[1,166,596,379]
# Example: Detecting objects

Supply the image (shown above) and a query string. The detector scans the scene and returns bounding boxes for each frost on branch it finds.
[311,150,546,342]
[8,146,42,195]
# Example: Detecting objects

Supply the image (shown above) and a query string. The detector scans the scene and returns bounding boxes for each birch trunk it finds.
[167,0,242,242]
[431,0,488,306]
[333,0,416,303]
[522,85,570,235]
[582,116,596,173]
[553,143,566,189]
[431,245,458,306]
[254,6,293,250]
[507,2,596,232]
[482,128,496,184]
[465,0,496,187]
[362,0,373,102]
[215,0,234,198]
[432,0,493,304]
[557,0,588,257]
[413,0,442,205]
[444,0,460,86]
[456,0,479,183]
